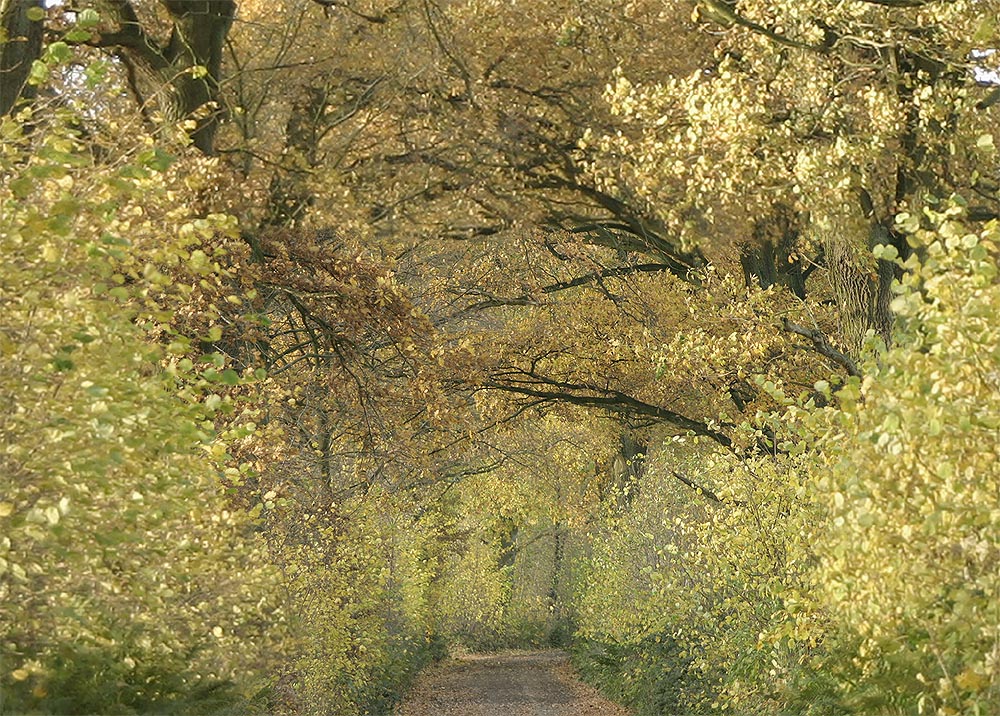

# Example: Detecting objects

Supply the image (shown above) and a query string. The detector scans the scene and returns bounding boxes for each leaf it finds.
[64,27,91,42]
[9,177,33,199]
[138,148,176,172]
[27,59,48,85]
[25,6,46,21]
[956,668,986,692]
[76,8,101,28]
[45,41,72,64]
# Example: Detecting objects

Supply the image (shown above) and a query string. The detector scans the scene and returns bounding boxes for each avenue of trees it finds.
[1,0,998,714]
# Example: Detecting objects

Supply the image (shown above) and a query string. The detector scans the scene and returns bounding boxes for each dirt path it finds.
[394,650,632,716]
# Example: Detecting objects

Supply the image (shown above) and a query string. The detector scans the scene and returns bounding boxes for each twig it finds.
[671,471,745,505]
[782,319,861,377]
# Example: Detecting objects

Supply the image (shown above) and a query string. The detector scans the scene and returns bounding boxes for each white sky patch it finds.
[971,49,1000,86]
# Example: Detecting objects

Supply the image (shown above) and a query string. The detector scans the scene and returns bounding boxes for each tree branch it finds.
[782,318,861,377]
[455,262,676,315]
[855,0,935,6]
[671,470,745,504]
[698,0,825,53]
[483,378,733,448]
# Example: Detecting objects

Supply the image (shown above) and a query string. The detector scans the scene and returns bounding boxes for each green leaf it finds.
[9,177,33,199]
[76,8,100,28]
[221,369,240,386]
[64,27,91,42]
[873,243,897,261]
[27,59,48,85]
[25,6,46,21]
[45,41,72,64]
[973,17,996,43]
[138,148,176,172]
[118,165,149,179]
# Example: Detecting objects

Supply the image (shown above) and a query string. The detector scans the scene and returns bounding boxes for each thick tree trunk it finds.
[98,0,235,154]
[823,221,897,357]
[599,433,646,509]
[158,1,234,153]
[265,86,325,226]
[0,0,43,116]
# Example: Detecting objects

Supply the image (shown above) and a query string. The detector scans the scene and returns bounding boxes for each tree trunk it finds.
[740,205,808,299]
[98,0,235,154]
[0,0,43,116]
[547,522,564,621]
[599,433,646,509]
[265,86,325,226]
[158,1,234,153]
[823,220,897,357]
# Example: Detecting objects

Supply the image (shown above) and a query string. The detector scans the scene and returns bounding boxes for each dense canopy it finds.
[1,1,999,714]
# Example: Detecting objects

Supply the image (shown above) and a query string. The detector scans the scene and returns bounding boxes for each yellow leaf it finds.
[956,668,986,692]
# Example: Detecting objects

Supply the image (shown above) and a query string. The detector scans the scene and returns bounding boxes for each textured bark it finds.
[265,86,326,227]
[599,433,646,509]
[97,0,235,153]
[0,0,43,116]
[824,222,897,357]
[159,1,234,153]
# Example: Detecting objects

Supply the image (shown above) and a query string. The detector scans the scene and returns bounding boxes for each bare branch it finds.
[484,378,734,448]
[782,318,861,377]
[455,262,676,315]
[672,470,737,504]
[698,0,825,53]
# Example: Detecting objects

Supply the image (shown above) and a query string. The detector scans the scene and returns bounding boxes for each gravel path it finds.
[394,650,632,716]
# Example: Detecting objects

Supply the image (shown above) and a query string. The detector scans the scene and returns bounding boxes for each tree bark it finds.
[823,220,898,357]
[0,0,43,116]
[97,0,235,153]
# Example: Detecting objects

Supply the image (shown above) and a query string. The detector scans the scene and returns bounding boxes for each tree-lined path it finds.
[395,651,632,716]
[4,1,999,714]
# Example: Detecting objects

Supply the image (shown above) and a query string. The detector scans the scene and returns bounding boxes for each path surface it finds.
[395,650,632,716]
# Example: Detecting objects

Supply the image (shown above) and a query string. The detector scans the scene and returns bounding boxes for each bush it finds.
[573,633,707,715]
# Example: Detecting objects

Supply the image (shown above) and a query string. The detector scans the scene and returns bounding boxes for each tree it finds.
[7,2,1000,714]
[588,0,999,353]
[28,0,238,153]
[0,89,286,713]
[0,0,43,115]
